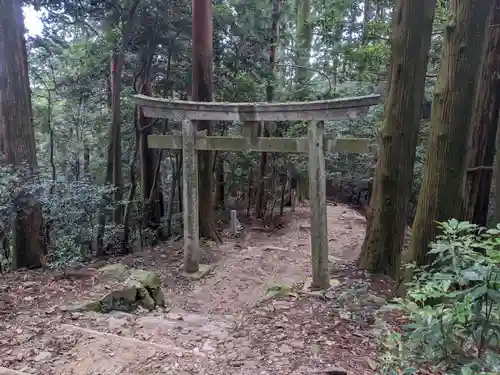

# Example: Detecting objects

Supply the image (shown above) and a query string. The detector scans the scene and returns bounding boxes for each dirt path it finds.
[0,204,392,375]
[170,204,367,314]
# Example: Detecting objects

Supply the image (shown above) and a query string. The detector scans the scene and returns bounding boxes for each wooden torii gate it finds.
[133,94,379,290]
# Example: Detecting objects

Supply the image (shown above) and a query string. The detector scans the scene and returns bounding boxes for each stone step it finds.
[14,323,205,375]
[60,323,187,353]
[66,308,235,350]
[0,367,31,375]
[133,309,234,346]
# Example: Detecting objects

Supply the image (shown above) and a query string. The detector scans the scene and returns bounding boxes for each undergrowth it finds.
[378,219,500,375]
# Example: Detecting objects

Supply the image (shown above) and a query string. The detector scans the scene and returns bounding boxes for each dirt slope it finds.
[0,204,393,375]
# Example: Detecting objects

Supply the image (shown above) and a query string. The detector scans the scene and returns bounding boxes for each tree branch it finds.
[275,63,332,97]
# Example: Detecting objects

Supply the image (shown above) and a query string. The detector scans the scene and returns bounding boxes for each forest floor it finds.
[0,204,401,375]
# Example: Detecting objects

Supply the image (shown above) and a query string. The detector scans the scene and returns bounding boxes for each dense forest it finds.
[1,0,500,373]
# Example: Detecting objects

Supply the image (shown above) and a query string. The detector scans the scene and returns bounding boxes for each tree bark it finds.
[110,52,123,225]
[357,0,437,278]
[136,45,163,234]
[295,0,312,99]
[109,0,141,226]
[463,2,500,226]
[83,146,90,180]
[362,0,372,44]
[401,0,491,291]
[97,0,140,254]
[496,128,500,223]
[256,0,281,217]
[0,0,47,269]
[122,108,140,248]
[192,0,220,242]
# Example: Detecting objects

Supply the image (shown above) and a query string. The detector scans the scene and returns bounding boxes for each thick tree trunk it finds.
[295,0,312,99]
[109,0,141,226]
[122,109,140,248]
[136,48,163,234]
[256,0,281,218]
[496,129,500,223]
[357,0,437,278]
[110,53,123,225]
[401,0,491,291]
[463,2,500,226]
[0,0,47,269]
[97,1,140,255]
[192,0,220,242]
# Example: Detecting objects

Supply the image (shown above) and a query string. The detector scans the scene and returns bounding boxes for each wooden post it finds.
[308,121,329,290]
[182,119,200,273]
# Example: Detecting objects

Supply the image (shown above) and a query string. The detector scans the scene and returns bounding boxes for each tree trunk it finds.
[136,46,163,234]
[122,108,140,248]
[110,53,123,225]
[295,0,312,99]
[362,0,372,44]
[0,0,47,269]
[401,0,491,291]
[496,129,500,223]
[215,158,225,208]
[357,0,437,278]
[97,0,141,254]
[192,0,220,242]
[463,2,500,226]
[166,153,181,237]
[83,146,90,180]
[109,0,141,226]
[256,0,281,218]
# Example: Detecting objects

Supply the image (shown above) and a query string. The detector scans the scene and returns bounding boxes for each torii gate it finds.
[133,94,379,290]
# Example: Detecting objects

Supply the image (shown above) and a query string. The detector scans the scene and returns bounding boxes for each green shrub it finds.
[379,219,500,375]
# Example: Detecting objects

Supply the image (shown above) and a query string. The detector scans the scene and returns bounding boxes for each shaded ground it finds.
[0,204,396,375]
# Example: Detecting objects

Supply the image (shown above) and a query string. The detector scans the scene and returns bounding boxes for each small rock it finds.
[315,367,347,375]
[290,340,304,349]
[34,351,52,362]
[108,317,128,330]
[366,294,386,306]
[166,313,183,321]
[201,340,216,352]
[263,246,287,252]
[278,344,294,354]
[367,359,378,370]
[70,312,83,320]
[299,224,311,230]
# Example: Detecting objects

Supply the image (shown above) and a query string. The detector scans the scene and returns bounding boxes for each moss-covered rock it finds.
[61,299,102,312]
[124,277,156,310]
[98,263,130,281]
[99,284,139,312]
[152,288,165,307]
[63,265,166,313]
[65,265,167,313]
[129,269,161,289]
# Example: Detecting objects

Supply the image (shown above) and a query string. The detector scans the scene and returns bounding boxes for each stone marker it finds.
[230,210,238,235]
